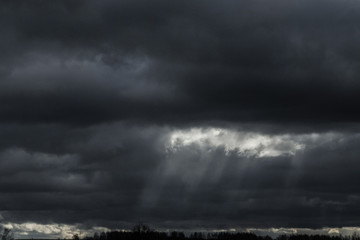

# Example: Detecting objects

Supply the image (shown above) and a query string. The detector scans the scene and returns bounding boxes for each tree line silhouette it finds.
[77,224,360,240]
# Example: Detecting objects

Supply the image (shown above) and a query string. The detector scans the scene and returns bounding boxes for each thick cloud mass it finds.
[1,0,360,128]
[1,0,360,237]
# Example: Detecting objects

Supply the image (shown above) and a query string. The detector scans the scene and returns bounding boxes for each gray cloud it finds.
[1,0,360,236]
[1,124,360,230]
[0,0,359,128]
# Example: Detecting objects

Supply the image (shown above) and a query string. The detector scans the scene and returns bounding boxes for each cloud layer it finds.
[1,0,360,237]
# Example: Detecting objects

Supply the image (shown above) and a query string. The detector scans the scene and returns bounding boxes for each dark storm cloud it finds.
[1,0,360,128]
[0,123,168,224]
[2,125,360,229]
[2,0,360,234]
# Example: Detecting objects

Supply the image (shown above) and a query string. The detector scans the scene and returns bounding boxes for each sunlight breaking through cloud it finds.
[167,128,343,158]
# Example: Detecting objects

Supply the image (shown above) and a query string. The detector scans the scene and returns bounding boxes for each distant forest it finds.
[75,224,360,240]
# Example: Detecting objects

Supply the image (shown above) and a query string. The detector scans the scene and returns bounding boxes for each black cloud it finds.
[0,0,359,128]
[1,0,360,234]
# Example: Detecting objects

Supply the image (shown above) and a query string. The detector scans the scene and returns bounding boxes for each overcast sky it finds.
[2,0,360,238]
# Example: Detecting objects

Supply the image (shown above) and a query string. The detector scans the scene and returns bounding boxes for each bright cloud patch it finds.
[246,227,360,237]
[156,128,348,188]
[167,128,342,158]
[2,222,112,239]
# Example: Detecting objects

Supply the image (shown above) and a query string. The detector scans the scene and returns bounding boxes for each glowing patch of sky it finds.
[167,128,344,158]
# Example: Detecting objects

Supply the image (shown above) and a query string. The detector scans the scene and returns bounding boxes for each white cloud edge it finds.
[167,127,345,158]
[3,222,360,239]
